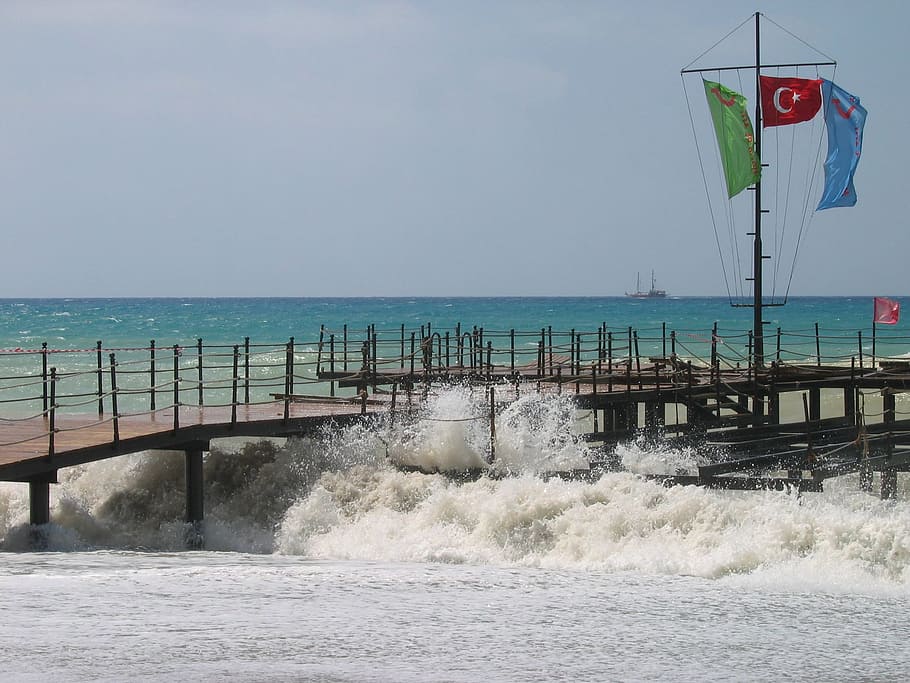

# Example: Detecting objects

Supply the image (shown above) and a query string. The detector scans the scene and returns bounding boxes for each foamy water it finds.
[2,388,910,680]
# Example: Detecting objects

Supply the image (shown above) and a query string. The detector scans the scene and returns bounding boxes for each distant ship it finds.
[626,271,667,299]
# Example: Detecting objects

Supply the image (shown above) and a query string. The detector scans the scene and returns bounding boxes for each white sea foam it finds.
[0,388,908,592]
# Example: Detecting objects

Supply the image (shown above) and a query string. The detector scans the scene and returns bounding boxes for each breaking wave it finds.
[1,388,908,592]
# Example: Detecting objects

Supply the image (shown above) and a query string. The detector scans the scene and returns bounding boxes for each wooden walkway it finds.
[0,398,382,482]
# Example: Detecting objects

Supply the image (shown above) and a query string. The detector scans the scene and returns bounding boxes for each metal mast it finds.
[752,12,764,366]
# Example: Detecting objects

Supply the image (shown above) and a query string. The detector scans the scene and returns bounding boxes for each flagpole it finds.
[752,11,764,369]
[872,321,877,368]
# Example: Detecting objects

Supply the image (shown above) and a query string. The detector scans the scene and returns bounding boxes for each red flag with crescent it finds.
[760,76,823,127]
[873,297,900,325]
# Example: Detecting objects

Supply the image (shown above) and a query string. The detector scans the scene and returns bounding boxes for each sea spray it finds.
[276,468,910,587]
[386,385,492,471]
[1,386,908,591]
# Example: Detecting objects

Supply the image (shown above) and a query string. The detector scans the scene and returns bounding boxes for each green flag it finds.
[703,79,760,198]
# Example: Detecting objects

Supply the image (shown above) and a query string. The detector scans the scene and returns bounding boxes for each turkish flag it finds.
[874,297,900,325]
[760,76,823,127]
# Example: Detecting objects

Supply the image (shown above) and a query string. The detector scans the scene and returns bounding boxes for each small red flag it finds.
[760,76,823,127]
[873,297,900,325]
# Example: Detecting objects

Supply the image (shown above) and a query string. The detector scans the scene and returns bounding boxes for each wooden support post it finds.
[510,329,515,374]
[486,341,493,380]
[184,448,204,549]
[389,383,398,429]
[881,468,897,500]
[844,360,857,426]
[794,392,811,480]
[767,363,779,425]
[809,387,821,422]
[776,327,781,363]
[747,333,753,382]
[644,402,660,430]
[882,389,897,500]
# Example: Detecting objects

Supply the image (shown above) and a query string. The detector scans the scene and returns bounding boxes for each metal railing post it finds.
[231,344,239,428]
[173,345,180,433]
[41,342,48,415]
[150,339,156,411]
[109,353,120,447]
[48,368,56,460]
[96,340,104,415]
[197,338,204,406]
[244,336,250,404]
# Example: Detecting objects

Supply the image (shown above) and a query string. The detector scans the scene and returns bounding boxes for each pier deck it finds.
[3,321,909,535]
[0,399,379,482]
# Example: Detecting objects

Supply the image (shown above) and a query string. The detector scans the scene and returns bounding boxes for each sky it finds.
[0,0,906,298]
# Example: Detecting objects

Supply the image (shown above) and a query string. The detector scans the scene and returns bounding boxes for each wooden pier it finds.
[1,322,908,545]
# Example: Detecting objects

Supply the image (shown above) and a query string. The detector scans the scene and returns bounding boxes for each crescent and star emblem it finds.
[772,87,801,114]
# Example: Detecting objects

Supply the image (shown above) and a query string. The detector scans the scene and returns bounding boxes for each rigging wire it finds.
[683,13,840,307]
[681,73,734,302]
[680,14,753,73]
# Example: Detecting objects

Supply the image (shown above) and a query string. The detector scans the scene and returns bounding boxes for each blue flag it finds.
[817,80,867,210]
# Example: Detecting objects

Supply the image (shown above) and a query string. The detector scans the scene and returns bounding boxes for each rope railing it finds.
[0,326,908,422]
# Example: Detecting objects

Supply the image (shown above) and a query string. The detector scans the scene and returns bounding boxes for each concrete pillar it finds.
[29,479,50,526]
[28,473,56,550]
[809,388,821,422]
[184,448,205,549]
[881,469,897,500]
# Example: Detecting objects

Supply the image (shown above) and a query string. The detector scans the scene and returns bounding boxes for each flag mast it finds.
[752,11,764,367]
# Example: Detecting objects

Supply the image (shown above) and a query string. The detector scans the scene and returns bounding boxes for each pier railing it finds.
[2,322,910,453]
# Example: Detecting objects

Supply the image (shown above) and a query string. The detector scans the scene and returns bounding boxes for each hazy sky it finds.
[1,1,905,297]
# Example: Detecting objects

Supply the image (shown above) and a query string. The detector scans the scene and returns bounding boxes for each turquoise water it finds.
[2,298,909,681]
[0,295,902,349]
[0,296,907,416]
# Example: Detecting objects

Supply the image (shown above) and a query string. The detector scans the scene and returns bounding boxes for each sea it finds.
[1,297,908,682]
